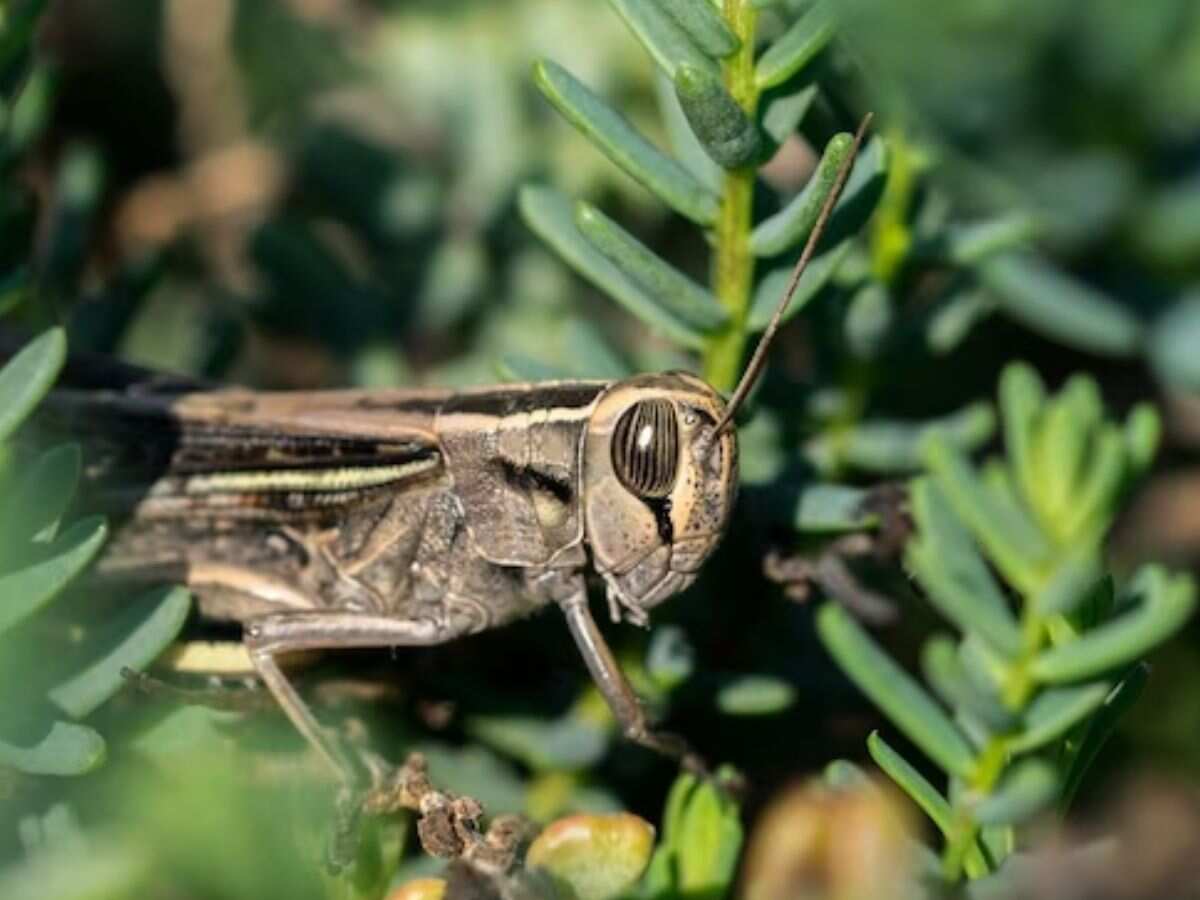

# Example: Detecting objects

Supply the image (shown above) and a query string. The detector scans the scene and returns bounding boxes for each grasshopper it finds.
[34,117,870,797]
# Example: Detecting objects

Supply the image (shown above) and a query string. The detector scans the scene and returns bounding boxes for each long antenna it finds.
[713,112,874,434]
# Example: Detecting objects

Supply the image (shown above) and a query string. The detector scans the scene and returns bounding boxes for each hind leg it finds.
[243,612,454,785]
[243,611,465,870]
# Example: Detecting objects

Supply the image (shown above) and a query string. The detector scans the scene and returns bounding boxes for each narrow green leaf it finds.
[654,71,722,193]
[48,586,192,719]
[673,63,760,169]
[532,60,719,225]
[1034,392,1089,522]
[913,215,1037,267]
[926,286,996,355]
[671,772,743,897]
[759,83,818,146]
[779,133,889,258]
[519,186,707,349]
[921,636,1016,732]
[0,516,107,635]
[575,201,728,332]
[564,320,632,378]
[1031,554,1101,617]
[653,0,740,58]
[0,721,105,776]
[867,731,953,835]
[907,542,1021,660]
[0,444,81,550]
[661,771,699,845]
[817,603,976,778]
[973,760,1057,827]
[638,837,677,898]
[953,707,994,751]
[979,253,1144,358]
[1009,682,1110,754]
[605,0,720,79]
[1062,375,1103,434]
[1060,663,1148,812]
[750,132,853,256]
[1059,425,1125,541]
[1149,293,1200,391]
[908,479,1022,657]
[789,482,878,531]
[1030,568,1195,684]
[998,362,1045,510]
[746,240,853,330]
[646,625,695,691]
[923,433,1052,594]
[833,403,996,474]
[716,675,796,715]
[3,66,55,162]
[0,327,66,444]
[1123,403,1160,477]
[959,635,1010,700]
[993,471,1061,582]
[844,281,892,360]
[755,1,836,89]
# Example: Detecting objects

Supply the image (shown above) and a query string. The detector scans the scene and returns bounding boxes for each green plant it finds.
[832,0,1200,394]
[519,0,883,392]
[818,363,1196,884]
[0,329,191,778]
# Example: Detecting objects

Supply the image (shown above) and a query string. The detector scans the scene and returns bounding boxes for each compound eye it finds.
[612,399,679,498]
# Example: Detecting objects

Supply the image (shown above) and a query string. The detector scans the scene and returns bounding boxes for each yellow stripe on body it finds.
[180,456,439,495]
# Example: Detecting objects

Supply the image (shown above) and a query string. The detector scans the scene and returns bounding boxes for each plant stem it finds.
[941,812,982,881]
[942,708,1019,879]
[704,0,759,391]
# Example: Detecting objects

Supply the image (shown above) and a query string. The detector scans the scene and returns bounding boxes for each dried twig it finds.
[363,752,531,875]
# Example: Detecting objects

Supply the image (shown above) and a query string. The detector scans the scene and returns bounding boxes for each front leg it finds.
[558,590,708,775]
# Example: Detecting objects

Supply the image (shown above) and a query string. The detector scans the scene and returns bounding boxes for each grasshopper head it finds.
[577,117,873,625]
[582,372,737,623]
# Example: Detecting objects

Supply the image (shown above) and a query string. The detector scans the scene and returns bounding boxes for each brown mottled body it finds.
[59,381,610,632]
[38,368,737,789]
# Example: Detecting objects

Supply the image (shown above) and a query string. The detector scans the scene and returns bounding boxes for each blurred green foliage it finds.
[0,328,189,783]
[0,0,1197,898]
[819,365,1194,887]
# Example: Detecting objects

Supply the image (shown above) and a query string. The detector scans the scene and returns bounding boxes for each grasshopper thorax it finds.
[582,372,737,623]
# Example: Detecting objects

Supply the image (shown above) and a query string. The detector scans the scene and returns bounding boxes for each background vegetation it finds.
[1,0,1199,898]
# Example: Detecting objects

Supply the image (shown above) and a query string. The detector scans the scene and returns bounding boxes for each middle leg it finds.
[243,612,450,785]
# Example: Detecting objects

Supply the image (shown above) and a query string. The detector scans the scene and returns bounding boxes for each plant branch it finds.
[704,0,759,391]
